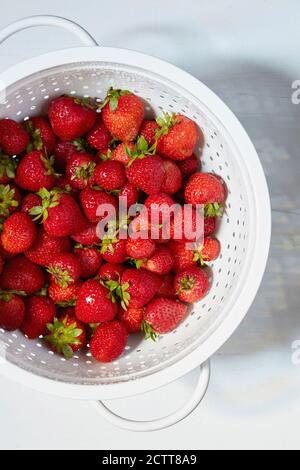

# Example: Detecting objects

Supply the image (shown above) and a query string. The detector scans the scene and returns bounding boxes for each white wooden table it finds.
[0,0,299,450]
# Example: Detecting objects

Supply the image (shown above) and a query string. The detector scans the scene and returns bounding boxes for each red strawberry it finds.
[140,119,159,146]
[21,295,56,339]
[0,154,17,184]
[184,173,226,216]
[94,160,126,191]
[30,189,87,237]
[118,182,139,208]
[25,228,70,266]
[200,237,221,262]
[90,320,128,362]
[120,269,162,309]
[170,207,204,243]
[0,255,2,275]
[0,255,45,295]
[0,184,21,218]
[47,253,81,288]
[126,155,165,195]
[48,280,81,306]
[143,297,188,335]
[21,193,42,215]
[0,239,15,259]
[66,151,96,190]
[0,291,25,331]
[168,240,196,273]
[174,266,209,303]
[156,113,199,161]
[71,222,100,246]
[118,306,143,333]
[26,116,57,154]
[156,274,176,298]
[161,160,182,195]
[73,245,102,279]
[102,88,144,142]
[1,212,37,254]
[45,314,86,358]
[15,150,57,191]
[86,116,111,151]
[204,216,217,236]
[178,154,199,177]
[98,263,126,282]
[75,279,117,323]
[101,238,127,264]
[142,246,174,275]
[0,119,29,156]
[48,96,97,141]
[145,193,175,224]
[79,187,118,223]
[112,143,135,166]
[126,237,156,260]
[54,141,77,171]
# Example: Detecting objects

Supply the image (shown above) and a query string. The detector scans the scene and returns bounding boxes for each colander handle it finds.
[94,361,210,432]
[0,15,97,47]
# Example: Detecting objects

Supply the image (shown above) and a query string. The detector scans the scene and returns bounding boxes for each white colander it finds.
[0,16,271,432]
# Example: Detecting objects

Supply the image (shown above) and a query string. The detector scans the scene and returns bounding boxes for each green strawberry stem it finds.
[45,317,83,359]
[0,184,19,218]
[29,187,61,222]
[204,202,224,218]
[47,266,74,289]
[141,320,158,342]
[0,154,17,180]
[100,87,131,112]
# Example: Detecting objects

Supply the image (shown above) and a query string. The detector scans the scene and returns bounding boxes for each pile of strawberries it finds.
[0,88,226,363]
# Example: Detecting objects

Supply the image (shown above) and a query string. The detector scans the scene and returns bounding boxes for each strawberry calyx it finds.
[56,299,77,308]
[25,120,44,153]
[0,184,19,218]
[141,320,158,342]
[192,246,208,267]
[177,275,195,294]
[40,154,60,178]
[126,136,156,167]
[204,202,224,218]
[100,276,131,310]
[99,149,113,161]
[155,112,179,139]
[0,154,17,180]
[89,323,100,335]
[73,96,98,110]
[0,289,26,301]
[47,266,74,289]
[100,87,131,112]
[127,257,146,269]
[72,161,96,185]
[29,187,61,222]
[45,316,84,359]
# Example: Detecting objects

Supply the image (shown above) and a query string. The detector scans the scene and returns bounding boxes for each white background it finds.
[0,0,300,450]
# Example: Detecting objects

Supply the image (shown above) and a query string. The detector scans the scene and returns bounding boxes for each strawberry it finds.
[71,222,100,246]
[0,119,29,156]
[156,273,176,298]
[126,155,165,195]
[120,269,162,309]
[184,173,226,216]
[25,117,56,154]
[15,150,57,191]
[204,216,217,236]
[200,237,221,262]
[48,96,97,141]
[1,212,37,254]
[75,279,117,323]
[30,189,87,237]
[174,266,209,303]
[21,193,42,214]
[98,263,126,282]
[140,119,159,146]
[54,141,77,171]
[145,193,175,223]
[118,306,143,333]
[168,240,196,273]
[0,184,21,218]
[161,160,182,195]
[48,280,81,306]
[126,237,156,260]
[101,238,127,264]
[86,116,111,151]
[177,154,199,177]
[47,253,81,288]
[142,246,174,275]
[0,255,45,295]
[0,255,2,275]
[118,182,139,208]
[79,187,118,223]
[45,314,86,358]
[101,88,144,142]
[90,320,128,362]
[93,160,126,191]
[66,151,96,190]
[170,207,204,243]
[0,239,15,259]
[0,154,17,184]
[25,227,70,266]
[143,297,188,335]
[0,291,25,331]
[21,295,56,339]
[112,143,135,166]
[156,113,199,161]
[73,245,102,279]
